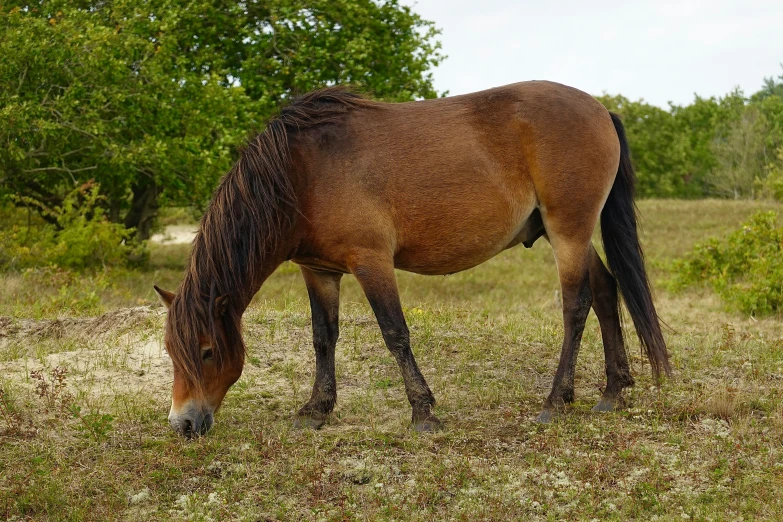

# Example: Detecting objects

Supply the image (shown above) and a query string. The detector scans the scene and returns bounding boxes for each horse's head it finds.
[154,285,244,438]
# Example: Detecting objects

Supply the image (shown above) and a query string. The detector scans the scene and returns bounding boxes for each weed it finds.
[0,182,146,271]
[69,405,114,442]
[30,366,73,415]
[720,322,737,349]
[700,388,742,420]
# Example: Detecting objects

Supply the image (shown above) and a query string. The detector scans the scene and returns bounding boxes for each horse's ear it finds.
[153,285,175,309]
[214,294,230,318]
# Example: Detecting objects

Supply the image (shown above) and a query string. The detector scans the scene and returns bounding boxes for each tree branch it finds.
[22,165,97,174]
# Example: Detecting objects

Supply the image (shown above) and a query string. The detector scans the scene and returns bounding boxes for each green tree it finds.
[1,1,443,239]
[1,3,255,238]
[597,94,688,197]
[599,86,782,200]
[710,104,768,198]
[752,65,783,102]
[709,85,783,199]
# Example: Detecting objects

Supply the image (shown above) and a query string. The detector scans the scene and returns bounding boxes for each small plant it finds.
[674,211,783,315]
[720,323,736,350]
[30,366,73,416]
[69,405,114,442]
[18,266,115,316]
[700,388,742,421]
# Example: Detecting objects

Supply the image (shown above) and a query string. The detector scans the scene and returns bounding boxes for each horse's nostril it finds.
[200,414,213,435]
[183,419,193,436]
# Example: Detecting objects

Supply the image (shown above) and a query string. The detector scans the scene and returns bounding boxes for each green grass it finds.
[1,199,783,520]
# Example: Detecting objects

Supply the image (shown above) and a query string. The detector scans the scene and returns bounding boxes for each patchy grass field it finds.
[1,199,783,521]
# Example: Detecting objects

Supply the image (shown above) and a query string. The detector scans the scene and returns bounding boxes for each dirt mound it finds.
[0,306,158,344]
[0,306,172,409]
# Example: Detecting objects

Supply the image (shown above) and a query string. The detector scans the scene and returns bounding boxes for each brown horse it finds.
[154,81,670,437]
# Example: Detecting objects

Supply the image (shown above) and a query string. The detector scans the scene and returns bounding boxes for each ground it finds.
[1,200,782,521]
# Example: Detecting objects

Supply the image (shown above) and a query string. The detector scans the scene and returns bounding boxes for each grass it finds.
[1,199,783,520]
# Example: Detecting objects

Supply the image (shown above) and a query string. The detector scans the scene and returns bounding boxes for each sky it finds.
[402,0,783,108]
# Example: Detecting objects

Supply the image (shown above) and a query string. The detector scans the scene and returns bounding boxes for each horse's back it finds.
[291,82,620,275]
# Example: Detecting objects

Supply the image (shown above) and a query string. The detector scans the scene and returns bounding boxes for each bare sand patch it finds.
[150,225,198,245]
[0,307,173,407]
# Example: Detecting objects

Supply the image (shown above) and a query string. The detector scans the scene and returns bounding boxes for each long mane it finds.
[165,87,369,393]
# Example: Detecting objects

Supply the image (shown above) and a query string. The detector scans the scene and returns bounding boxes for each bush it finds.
[757,146,783,201]
[674,211,783,315]
[0,183,146,271]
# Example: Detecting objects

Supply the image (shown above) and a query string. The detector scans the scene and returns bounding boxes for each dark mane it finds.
[165,87,369,393]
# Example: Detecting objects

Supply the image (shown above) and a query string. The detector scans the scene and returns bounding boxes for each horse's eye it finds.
[202,348,214,361]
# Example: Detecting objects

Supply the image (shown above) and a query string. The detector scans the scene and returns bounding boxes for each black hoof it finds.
[592,397,622,413]
[535,409,560,424]
[412,415,442,433]
[293,414,327,430]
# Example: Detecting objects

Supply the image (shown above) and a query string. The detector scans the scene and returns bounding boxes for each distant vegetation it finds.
[598,73,783,199]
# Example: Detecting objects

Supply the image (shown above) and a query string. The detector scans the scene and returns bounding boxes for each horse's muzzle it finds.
[169,408,214,439]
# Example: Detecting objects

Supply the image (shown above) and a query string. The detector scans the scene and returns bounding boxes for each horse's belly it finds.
[394,243,506,275]
[393,204,538,275]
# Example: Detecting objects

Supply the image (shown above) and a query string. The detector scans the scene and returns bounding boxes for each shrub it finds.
[0,183,146,271]
[674,211,783,315]
[757,146,783,201]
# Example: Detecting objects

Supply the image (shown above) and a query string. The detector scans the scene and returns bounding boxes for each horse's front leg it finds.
[349,253,441,432]
[293,267,342,429]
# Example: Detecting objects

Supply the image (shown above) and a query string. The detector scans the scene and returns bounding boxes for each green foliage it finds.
[599,68,783,199]
[710,93,783,199]
[597,94,689,197]
[69,405,114,442]
[0,1,443,238]
[19,267,111,316]
[0,2,256,237]
[0,183,144,271]
[674,211,783,315]
[759,146,783,200]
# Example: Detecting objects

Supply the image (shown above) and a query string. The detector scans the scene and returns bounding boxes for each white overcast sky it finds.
[402,0,783,108]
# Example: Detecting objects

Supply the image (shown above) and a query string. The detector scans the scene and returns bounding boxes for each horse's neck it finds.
[227,232,296,313]
[244,256,287,310]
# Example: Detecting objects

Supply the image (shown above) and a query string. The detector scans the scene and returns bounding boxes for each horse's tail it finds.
[600,112,671,380]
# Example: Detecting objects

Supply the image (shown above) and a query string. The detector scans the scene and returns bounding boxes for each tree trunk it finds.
[124,182,159,241]
[108,196,122,224]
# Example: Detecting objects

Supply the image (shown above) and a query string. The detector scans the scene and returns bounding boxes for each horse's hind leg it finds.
[294,267,342,429]
[536,231,594,423]
[349,254,440,432]
[588,246,634,412]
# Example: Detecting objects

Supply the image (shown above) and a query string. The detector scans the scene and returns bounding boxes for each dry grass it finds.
[1,199,783,521]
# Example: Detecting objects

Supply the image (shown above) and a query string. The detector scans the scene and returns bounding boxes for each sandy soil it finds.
[150,225,198,245]
[0,307,174,406]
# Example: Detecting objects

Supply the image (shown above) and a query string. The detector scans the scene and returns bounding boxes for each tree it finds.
[1,1,443,239]
[752,65,783,102]
[710,105,768,198]
[710,86,783,199]
[598,86,783,200]
[597,94,688,197]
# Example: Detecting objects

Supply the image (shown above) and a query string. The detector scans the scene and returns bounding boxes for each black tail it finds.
[601,113,671,380]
